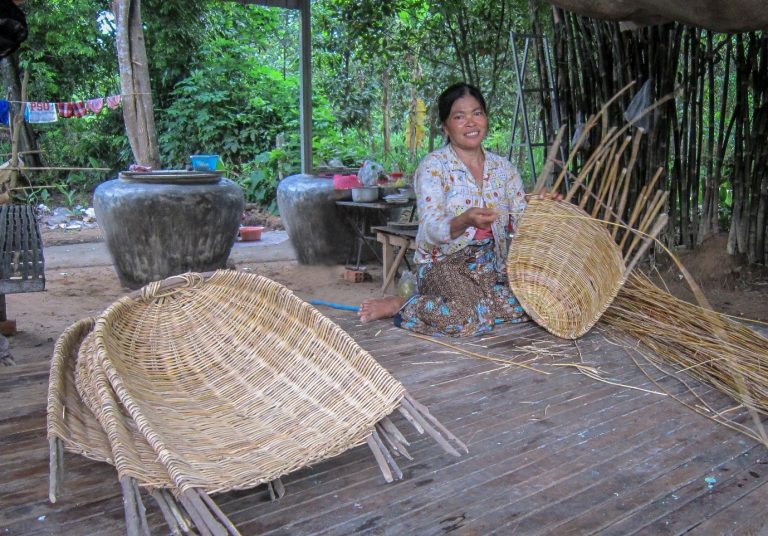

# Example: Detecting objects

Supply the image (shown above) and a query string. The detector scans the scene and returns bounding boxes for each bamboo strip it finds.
[196,489,242,536]
[366,435,394,482]
[590,142,619,217]
[181,490,227,536]
[552,81,636,191]
[162,490,193,533]
[623,214,669,278]
[370,428,403,480]
[271,478,285,499]
[149,489,184,536]
[48,437,63,503]
[625,190,668,260]
[533,125,567,195]
[398,406,424,434]
[130,478,150,536]
[404,393,469,453]
[399,398,461,457]
[619,168,664,250]
[119,477,146,536]
[612,129,644,239]
[178,492,214,536]
[376,422,413,460]
[380,416,410,446]
[569,127,617,205]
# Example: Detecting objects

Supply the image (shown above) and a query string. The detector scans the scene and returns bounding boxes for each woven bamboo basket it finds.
[47,318,179,495]
[507,199,626,339]
[47,318,113,466]
[92,270,410,494]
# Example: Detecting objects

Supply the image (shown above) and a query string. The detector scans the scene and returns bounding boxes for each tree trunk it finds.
[112,0,160,168]
[0,54,42,168]
[381,68,391,156]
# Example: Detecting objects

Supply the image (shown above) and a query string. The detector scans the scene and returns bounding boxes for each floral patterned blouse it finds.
[413,144,527,270]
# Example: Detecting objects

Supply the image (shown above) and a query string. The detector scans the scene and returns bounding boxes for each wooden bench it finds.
[0,204,45,334]
[372,225,417,294]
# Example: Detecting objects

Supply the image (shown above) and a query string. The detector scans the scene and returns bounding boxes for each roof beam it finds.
[232,0,303,10]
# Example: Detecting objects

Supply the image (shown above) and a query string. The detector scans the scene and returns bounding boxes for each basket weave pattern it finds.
[93,271,405,493]
[507,199,626,339]
[47,318,113,464]
[48,271,466,532]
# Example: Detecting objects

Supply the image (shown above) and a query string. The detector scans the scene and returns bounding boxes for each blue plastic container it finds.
[190,154,219,171]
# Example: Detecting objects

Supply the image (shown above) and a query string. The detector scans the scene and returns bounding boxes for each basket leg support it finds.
[267,478,285,500]
[375,421,413,460]
[366,430,403,482]
[400,394,468,456]
[149,489,186,536]
[130,478,151,535]
[119,477,149,536]
[48,437,64,503]
[195,489,242,536]
[159,489,194,534]
[179,490,226,536]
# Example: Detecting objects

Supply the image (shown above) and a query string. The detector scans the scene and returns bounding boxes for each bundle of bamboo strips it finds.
[603,273,768,419]
[513,83,766,444]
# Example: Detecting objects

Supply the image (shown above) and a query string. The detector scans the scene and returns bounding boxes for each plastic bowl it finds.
[190,154,220,171]
[239,226,264,241]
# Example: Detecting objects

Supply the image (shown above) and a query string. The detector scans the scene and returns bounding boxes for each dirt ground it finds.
[8,226,766,368]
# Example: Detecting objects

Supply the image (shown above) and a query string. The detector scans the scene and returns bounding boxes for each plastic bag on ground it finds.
[397,270,417,300]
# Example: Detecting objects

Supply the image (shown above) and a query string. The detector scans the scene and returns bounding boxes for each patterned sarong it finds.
[397,240,528,336]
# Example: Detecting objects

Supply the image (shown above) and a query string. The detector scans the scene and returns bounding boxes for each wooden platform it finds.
[1,314,766,535]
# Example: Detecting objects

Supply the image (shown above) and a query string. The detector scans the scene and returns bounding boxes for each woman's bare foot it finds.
[358,295,405,323]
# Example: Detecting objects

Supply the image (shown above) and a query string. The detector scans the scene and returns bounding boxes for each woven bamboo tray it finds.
[47,318,113,468]
[47,318,183,494]
[93,270,455,494]
[507,199,626,339]
[49,317,262,534]
[48,272,466,534]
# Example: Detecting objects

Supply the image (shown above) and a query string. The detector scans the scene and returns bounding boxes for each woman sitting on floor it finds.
[360,82,554,336]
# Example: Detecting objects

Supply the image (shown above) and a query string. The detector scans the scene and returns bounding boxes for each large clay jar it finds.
[277,173,355,264]
[94,170,244,288]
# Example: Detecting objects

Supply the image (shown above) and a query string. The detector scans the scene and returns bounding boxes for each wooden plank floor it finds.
[1,312,766,535]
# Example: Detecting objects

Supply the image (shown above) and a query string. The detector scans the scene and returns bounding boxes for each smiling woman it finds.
[359,82,531,337]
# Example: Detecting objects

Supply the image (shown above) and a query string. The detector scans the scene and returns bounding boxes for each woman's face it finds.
[443,95,488,152]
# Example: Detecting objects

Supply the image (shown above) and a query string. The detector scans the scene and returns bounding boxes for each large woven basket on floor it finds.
[47,317,178,488]
[47,318,113,465]
[507,199,626,339]
[48,271,466,534]
[92,270,409,494]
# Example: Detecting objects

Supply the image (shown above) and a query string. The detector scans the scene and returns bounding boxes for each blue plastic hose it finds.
[308,299,360,312]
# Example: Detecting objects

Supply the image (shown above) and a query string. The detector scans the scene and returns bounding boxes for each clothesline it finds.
[1,93,152,105]
[0,95,124,124]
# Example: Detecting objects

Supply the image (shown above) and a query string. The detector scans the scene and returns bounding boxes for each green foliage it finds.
[6,0,543,213]
[235,145,298,212]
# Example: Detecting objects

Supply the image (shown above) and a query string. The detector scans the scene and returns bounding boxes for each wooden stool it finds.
[375,230,416,294]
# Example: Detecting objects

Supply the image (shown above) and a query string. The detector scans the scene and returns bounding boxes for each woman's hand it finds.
[449,207,498,239]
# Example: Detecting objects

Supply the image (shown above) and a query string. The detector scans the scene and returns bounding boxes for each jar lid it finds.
[119,170,223,184]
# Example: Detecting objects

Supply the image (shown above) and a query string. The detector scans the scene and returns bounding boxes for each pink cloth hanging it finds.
[86,97,104,114]
[106,94,122,109]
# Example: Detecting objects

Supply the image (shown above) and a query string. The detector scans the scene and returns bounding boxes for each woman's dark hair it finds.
[437,82,487,124]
